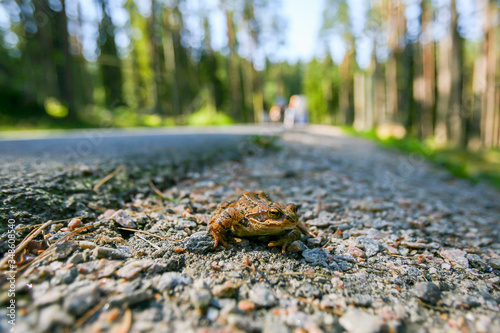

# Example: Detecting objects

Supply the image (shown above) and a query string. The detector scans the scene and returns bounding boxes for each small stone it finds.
[157,272,191,291]
[93,246,131,260]
[206,307,219,321]
[442,263,451,270]
[108,290,153,307]
[178,219,197,228]
[358,237,380,257]
[413,282,441,305]
[467,254,490,272]
[476,315,491,333]
[302,249,329,266]
[287,240,306,252]
[79,241,96,249]
[428,267,437,274]
[296,284,323,298]
[400,241,429,249]
[212,281,237,298]
[116,260,152,280]
[34,288,64,306]
[307,237,323,247]
[347,246,366,258]
[182,231,215,254]
[339,308,383,333]
[440,249,469,268]
[237,299,255,311]
[96,260,122,278]
[38,304,74,332]
[488,258,500,270]
[53,241,78,260]
[55,267,78,284]
[190,289,212,311]
[68,218,82,230]
[249,284,276,307]
[67,252,84,265]
[110,210,136,228]
[63,284,99,316]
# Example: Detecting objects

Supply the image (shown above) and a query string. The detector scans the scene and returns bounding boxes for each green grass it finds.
[342,127,500,191]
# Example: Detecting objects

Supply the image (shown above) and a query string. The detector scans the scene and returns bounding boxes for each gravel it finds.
[1,127,499,332]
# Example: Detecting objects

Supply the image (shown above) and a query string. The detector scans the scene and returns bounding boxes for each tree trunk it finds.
[448,0,465,147]
[52,0,77,120]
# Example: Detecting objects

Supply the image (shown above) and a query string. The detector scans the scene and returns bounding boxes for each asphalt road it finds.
[0,125,280,166]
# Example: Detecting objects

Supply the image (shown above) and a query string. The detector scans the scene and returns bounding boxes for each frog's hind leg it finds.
[207,206,238,250]
[268,228,302,254]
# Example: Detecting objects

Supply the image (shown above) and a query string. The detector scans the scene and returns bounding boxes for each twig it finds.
[117,227,166,240]
[234,260,258,275]
[0,219,55,269]
[15,216,87,231]
[72,292,117,329]
[113,309,132,333]
[149,181,177,201]
[135,234,160,250]
[19,224,97,277]
[93,165,124,192]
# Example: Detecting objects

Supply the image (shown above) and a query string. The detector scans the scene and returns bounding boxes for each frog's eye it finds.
[268,209,282,219]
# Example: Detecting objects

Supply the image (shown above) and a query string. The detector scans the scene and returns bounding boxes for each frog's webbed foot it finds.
[268,228,302,254]
[208,224,229,250]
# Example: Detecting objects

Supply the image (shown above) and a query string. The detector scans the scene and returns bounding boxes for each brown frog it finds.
[207,191,314,253]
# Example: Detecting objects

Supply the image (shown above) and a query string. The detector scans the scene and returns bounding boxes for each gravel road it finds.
[1,125,499,333]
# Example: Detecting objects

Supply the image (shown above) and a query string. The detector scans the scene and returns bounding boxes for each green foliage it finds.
[44,98,68,118]
[186,104,233,126]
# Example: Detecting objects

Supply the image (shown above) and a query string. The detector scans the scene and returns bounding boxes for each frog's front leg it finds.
[268,227,302,254]
[207,206,240,250]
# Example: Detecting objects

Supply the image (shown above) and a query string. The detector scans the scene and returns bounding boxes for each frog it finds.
[207,191,314,253]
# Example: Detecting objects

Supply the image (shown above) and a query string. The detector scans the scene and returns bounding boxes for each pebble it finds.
[190,289,212,311]
[68,218,82,230]
[347,245,366,258]
[466,254,490,272]
[249,284,276,307]
[488,258,500,270]
[55,267,78,284]
[38,304,74,332]
[238,299,255,311]
[53,241,78,260]
[206,307,219,322]
[302,249,329,266]
[157,272,191,291]
[79,241,96,249]
[110,209,137,228]
[93,246,131,260]
[212,281,237,298]
[63,284,99,316]
[116,261,150,280]
[339,308,383,333]
[108,289,153,307]
[96,260,122,278]
[182,231,215,254]
[358,237,380,257]
[413,282,442,305]
[440,249,469,269]
[287,240,306,252]
[67,252,84,265]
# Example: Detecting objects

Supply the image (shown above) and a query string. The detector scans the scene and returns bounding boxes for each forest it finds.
[0,0,498,150]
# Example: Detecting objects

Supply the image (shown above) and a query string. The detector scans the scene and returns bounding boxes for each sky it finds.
[0,0,490,67]
[277,0,324,63]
